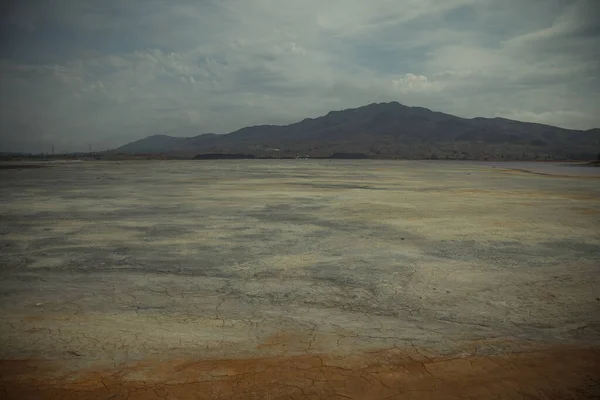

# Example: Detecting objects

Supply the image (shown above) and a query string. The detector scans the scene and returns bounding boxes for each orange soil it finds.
[1,345,599,399]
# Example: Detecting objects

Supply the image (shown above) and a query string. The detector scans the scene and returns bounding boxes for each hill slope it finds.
[117,102,600,160]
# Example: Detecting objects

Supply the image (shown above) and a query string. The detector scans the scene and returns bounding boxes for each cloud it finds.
[392,74,445,93]
[502,110,596,129]
[0,0,599,152]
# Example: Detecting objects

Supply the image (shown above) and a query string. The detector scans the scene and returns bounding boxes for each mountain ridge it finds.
[117,102,599,160]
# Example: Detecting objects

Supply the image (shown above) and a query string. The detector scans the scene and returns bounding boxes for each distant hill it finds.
[116,102,600,160]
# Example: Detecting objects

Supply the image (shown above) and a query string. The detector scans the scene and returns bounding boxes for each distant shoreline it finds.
[2,154,599,163]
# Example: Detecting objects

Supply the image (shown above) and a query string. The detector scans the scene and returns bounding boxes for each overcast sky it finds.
[0,0,598,153]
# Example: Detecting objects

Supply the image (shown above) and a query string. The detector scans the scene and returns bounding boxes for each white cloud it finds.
[504,0,599,46]
[392,74,445,93]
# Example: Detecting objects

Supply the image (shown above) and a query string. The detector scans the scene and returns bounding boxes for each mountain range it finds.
[117,102,600,160]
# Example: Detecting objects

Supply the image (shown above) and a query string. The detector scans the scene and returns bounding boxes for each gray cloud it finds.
[0,0,599,153]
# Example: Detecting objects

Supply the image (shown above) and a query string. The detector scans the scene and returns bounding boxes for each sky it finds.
[0,0,599,153]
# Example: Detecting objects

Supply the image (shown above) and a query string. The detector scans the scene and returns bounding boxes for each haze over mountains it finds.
[118,102,599,160]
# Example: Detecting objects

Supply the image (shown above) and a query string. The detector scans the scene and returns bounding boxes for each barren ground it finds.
[1,160,599,399]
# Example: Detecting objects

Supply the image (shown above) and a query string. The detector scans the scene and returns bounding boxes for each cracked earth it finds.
[1,160,599,399]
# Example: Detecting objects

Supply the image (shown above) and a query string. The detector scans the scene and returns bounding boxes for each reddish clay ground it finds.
[2,345,599,399]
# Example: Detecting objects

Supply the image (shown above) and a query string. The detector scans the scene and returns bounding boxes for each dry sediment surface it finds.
[1,160,599,399]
